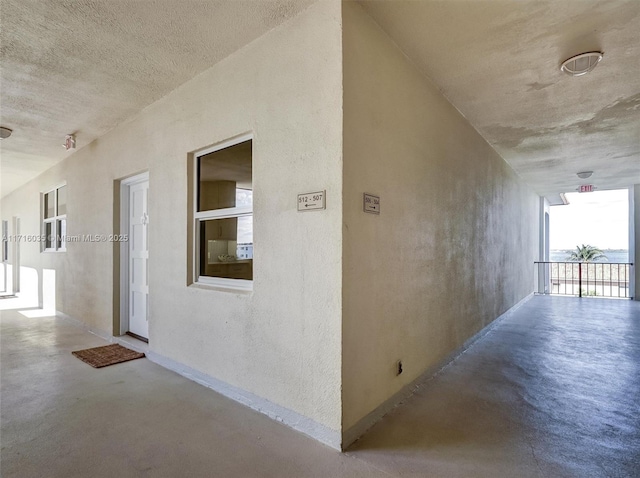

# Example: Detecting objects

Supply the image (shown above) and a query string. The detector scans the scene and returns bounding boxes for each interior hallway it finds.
[2,295,639,478]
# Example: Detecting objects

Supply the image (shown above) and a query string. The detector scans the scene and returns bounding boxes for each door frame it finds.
[1,220,8,293]
[12,217,20,294]
[118,172,149,337]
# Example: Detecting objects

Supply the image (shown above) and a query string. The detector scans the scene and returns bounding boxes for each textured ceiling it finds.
[359,0,640,203]
[0,0,314,197]
[2,0,639,202]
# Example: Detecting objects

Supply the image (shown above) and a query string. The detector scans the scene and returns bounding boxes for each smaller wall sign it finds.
[579,185,594,193]
[297,190,326,211]
[363,193,380,214]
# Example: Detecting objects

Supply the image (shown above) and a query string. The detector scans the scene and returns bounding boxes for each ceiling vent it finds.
[561,52,603,76]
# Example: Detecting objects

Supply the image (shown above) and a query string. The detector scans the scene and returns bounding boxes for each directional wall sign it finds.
[297,190,326,211]
[363,193,380,214]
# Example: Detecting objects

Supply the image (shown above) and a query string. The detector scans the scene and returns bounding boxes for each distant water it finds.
[550,250,629,263]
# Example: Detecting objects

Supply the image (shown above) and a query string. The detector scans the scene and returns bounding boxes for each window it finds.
[1,220,7,262]
[194,137,253,289]
[42,184,67,252]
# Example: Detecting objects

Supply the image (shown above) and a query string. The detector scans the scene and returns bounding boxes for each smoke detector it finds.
[0,127,12,139]
[561,52,603,76]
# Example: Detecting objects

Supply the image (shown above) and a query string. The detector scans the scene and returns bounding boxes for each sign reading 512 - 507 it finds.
[297,190,326,212]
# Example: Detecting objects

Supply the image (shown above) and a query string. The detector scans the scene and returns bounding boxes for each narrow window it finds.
[1,220,7,262]
[42,184,67,252]
[194,138,253,288]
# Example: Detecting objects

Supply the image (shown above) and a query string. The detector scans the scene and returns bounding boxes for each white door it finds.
[128,180,149,339]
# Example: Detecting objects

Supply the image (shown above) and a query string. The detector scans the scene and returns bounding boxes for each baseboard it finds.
[341,292,534,450]
[55,309,341,451]
[146,350,342,451]
[56,311,112,342]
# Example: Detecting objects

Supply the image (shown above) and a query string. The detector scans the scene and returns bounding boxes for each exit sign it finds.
[579,185,594,193]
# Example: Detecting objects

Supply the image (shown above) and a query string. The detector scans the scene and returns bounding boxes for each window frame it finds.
[41,183,67,253]
[191,133,253,291]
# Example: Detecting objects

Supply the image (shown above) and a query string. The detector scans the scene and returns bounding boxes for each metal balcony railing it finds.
[534,262,634,299]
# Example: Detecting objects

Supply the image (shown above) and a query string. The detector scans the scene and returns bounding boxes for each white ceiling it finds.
[0,0,314,197]
[1,0,639,203]
[359,0,640,203]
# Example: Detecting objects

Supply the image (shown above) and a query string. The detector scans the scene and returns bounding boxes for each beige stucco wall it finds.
[341,2,539,432]
[1,0,343,434]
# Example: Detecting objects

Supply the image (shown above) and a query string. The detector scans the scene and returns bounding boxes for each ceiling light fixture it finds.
[576,171,593,179]
[561,52,603,76]
[0,126,12,139]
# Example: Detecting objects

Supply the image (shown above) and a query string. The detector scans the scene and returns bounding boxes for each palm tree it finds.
[566,244,608,262]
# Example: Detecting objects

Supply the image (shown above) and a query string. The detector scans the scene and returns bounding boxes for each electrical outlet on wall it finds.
[396,360,403,376]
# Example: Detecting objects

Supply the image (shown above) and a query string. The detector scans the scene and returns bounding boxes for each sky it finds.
[549,188,629,250]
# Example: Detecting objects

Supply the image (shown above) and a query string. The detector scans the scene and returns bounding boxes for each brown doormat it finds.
[72,344,145,368]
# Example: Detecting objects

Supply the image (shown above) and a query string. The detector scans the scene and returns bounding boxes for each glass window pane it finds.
[44,222,54,249]
[2,220,7,261]
[236,215,253,245]
[57,219,66,250]
[44,191,55,219]
[235,188,253,207]
[199,215,253,280]
[198,140,252,212]
[57,186,67,216]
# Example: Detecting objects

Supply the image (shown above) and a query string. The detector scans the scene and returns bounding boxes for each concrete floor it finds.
[1,296,639,477]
